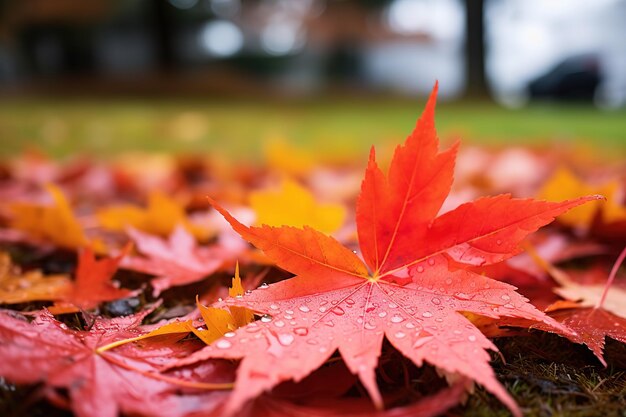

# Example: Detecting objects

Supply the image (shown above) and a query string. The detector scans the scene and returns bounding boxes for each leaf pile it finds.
[0,84,625,417]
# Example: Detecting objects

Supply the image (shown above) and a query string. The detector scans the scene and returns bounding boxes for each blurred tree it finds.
[465,0,488,98]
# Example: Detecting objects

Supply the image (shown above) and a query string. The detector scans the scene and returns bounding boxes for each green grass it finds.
[1,99,625,160]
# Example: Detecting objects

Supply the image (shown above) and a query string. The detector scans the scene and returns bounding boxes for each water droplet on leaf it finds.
[216,340,232,349]
[293,327,308,336]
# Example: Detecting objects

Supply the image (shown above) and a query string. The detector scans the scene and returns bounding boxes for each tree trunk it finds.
[465,0,489,98]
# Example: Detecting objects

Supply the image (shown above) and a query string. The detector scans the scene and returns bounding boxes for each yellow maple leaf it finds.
[538,167,625,227]
[9,184,90,250]
[193,263,254,343]
[0,252,71,304]
[97,191,210,240]
[250,179,346,234]
[98,262,255,351]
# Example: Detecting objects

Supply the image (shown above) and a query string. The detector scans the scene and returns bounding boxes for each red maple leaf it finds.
[0,308,229,417]
[121,226,227,296]
[61,245,137,310]
[537,246,626,366]
[545,304,626,366]
[172,83,599,416]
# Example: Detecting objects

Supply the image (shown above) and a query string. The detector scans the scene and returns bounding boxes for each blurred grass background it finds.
[1,99,625,160]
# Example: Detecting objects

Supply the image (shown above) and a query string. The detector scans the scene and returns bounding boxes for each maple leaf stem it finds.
[597,245,626,309]
[99,351,234,390]
[96,336,144,354]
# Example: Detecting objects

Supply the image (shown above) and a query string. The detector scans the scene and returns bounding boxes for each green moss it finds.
[462,333,626,417]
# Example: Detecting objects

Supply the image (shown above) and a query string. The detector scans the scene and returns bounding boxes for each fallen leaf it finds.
[63,245,136,310]
[0,252,71,304]
[97,191,210,240]
[520,246,626,366]
[8,183,90,249]
[104,263,255,350]
[538,167,626,228]
[250,377,468,417]
[250,179,346,234]
[543,304,626,367]
[528,244,626,319]
[172,83,598,417]
[0,308,228,417]
[121,226,225,296]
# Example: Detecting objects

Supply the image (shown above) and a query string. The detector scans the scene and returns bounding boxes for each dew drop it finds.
[331,306,345,316]
[270,304,279,310]
[59,323,68,330]
[416,266,424,273]
[284,315,293,320]
[431,297,441,305]
[352,250,357,254]
[216,340,232,349]
[435,318,443,323]
[388,303,398,309]
[278,333,295,346]
[320,301,328,306]
[325,320,335,327]
[378,311,387,318]
[319,307,327,313]
[290,321,297,325]
[245,290,253,295]
[217,297,223,302]
[503,303,514,309]
[391,315,404,323]
[298,305,310,313]
[395,331,406,339]
[274,320,285,328]
[500,294,511,301]
[413,336,434,349]
[468,335,477,342]
[286,309,294,315]
[307,339,319,345]
[235,295,243,299]
[405,322,416,329]
[364,321,377,330]
[224,332,236,338]
[454,292,470,300]
[428,259,435,266]
[453,330,462,335]
[259,282,269,289]
[319,346,328,353]
[422,311,433,318]
[496,239,503,245]
[260,314,273,323]
[445,278,453,285]
[293,327,309,336]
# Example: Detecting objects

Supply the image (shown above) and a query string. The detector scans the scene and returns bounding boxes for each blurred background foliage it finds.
[0,0,625,158]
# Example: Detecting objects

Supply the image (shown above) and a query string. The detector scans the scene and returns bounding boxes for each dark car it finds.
[528,54,602,101]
